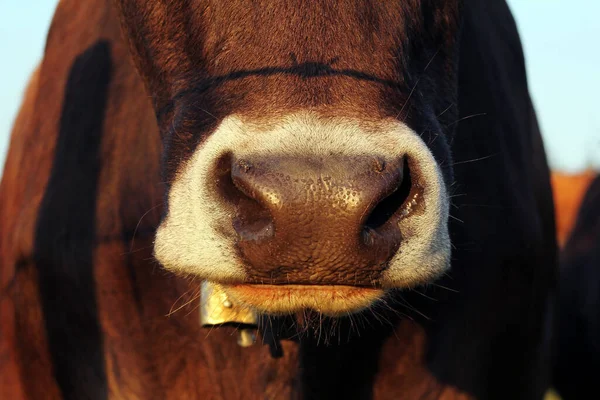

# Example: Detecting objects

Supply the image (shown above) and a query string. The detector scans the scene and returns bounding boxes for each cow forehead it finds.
[200,1,411,71]
[116,1,461,104]
[116,0,460,184]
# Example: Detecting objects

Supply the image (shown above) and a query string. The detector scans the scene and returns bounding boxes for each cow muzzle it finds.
[154,113,451,316]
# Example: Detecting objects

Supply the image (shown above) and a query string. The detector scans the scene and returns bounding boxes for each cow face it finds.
[114,0,462,316]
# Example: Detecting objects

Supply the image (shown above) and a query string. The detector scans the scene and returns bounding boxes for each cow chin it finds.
[154,111,451,315]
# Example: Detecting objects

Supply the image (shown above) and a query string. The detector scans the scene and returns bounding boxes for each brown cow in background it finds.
[552,174,600,400]
[551,170,597,247]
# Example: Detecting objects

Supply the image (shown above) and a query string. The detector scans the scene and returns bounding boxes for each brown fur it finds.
[0,0,471,398]
[115,0,460,183]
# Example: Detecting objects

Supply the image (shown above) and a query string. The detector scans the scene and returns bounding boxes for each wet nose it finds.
[217,155,414,285]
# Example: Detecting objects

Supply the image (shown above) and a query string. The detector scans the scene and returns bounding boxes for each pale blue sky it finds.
[1,0,598,175]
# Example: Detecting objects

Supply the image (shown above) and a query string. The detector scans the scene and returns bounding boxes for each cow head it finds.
[114,0,462,317]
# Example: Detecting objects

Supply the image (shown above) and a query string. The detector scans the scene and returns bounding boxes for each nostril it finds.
[214,154,275,242]
[232,202,274,242]
[364,157,414,234]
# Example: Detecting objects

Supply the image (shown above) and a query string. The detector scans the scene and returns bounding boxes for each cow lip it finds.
[220,283,385,317]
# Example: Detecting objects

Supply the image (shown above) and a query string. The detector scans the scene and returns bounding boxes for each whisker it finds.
[423,48,441,72]
[377,298,413,324]
[430,283,459,293]
[121,244,155,256]
[437,102,455,118]
[451,154,496,166]
[396,77,421,120]
[389,293,430,321]
[449,214,464,224]
[130,203,163,252]
[167,286,201,317]
[410,289,437,302]
[396,48,440,121]
[183,299,202,317]
[446,112,487,127]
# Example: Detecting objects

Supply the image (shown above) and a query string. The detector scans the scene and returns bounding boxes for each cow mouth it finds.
[220,283,384,317]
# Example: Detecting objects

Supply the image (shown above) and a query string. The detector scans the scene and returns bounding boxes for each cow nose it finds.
[216,154,416,285]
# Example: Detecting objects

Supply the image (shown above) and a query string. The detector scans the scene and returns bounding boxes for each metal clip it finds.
[199,281,258,347]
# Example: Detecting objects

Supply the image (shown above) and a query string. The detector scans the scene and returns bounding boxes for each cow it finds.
[553,175,600,400]
[551,171,597,247]
[0,0,557,399]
